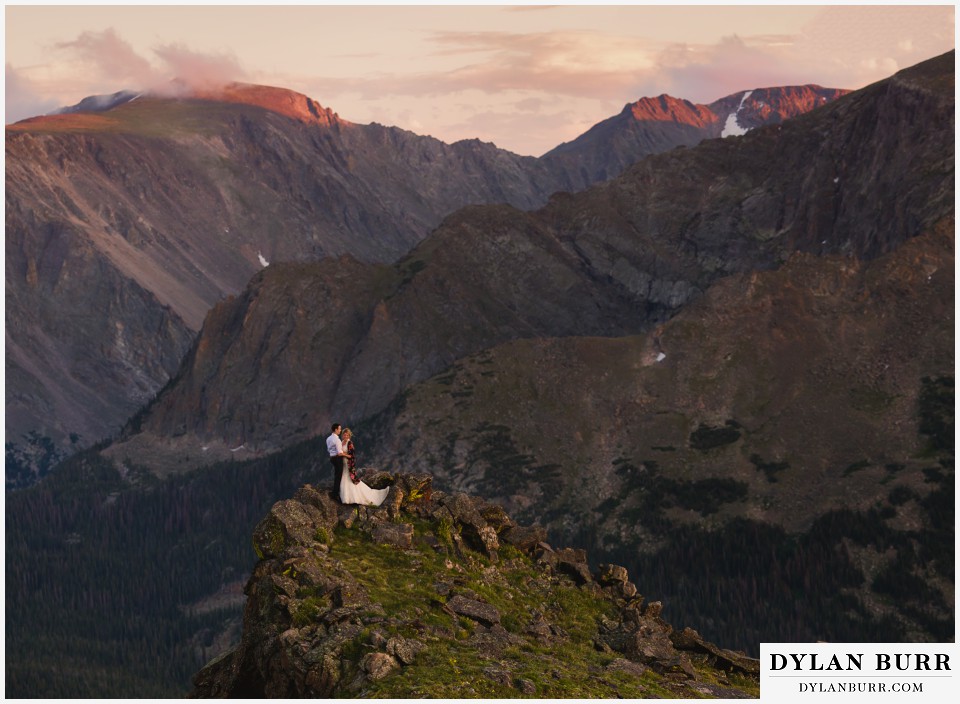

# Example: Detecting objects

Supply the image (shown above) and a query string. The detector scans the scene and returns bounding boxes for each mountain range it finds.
[110,54,950,463]
[7,79,847,484]
[102,50,954,649]
[3,50,953,699]
[543,84,848,183]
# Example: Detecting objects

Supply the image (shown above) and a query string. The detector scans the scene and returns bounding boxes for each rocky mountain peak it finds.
[707,84,851,132]
[189,82,346,127]
[625,94,718,127]
[191,470,759,698]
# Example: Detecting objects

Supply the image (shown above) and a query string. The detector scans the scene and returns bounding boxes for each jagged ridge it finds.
[122,52,954,459]
[191,472,759,698]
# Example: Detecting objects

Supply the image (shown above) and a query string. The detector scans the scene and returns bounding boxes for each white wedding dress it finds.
[339,469,390,506]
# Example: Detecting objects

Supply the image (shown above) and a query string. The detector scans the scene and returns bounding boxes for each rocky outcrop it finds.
[190,472,759,698]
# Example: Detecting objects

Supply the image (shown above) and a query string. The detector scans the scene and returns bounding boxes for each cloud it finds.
[302,29,656,105]
[56,28,156,86]
[6,28,249,123]
[53,27,246,95]
[5,63,61,123]
[152,43,248,93]
[430,29,657,97]
[647,35,815,103]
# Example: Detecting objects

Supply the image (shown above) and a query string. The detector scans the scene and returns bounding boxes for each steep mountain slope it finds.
[113,52,953,466]
[6,79,850,482]
[542,85,848,183]
[3,85,566,479]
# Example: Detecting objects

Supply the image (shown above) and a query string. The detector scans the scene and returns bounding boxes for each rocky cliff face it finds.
[116,52,953,463]
[709,85,850,132]
[190,472,759,698]
[356,222,953,629]
[2,85,566,476]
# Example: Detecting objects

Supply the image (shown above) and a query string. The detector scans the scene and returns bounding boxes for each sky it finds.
[4,3,955,156]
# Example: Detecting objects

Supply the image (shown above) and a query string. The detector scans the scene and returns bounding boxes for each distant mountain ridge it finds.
[5,77,848,483]
[114,53,952,461]
[542,84,849,182]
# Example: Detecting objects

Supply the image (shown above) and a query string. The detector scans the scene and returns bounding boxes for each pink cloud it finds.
[305,29,649,102]
[54,27,246,95]
[56,28,156,87]
[152,43,248,94]
[648,35,816,104]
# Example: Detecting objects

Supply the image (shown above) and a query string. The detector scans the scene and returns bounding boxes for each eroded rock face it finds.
[10,76,843,474]
[124,53,952,464]
[3,83,583,472]
[190,471,759,698]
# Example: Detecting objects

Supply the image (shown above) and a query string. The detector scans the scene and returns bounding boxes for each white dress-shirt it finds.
[326,432,343,457]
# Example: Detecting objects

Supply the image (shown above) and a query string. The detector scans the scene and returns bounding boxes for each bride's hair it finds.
[342,428,352,438]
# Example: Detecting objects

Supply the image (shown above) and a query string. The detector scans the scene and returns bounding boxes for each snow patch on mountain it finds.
[721,90,754,138]
[258,251,270,267]
[51,90,140,116]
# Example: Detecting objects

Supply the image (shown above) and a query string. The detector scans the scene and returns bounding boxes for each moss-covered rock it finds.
[192,472,760,699]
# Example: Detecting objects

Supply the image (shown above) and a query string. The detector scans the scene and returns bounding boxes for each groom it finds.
[326,423,347,500]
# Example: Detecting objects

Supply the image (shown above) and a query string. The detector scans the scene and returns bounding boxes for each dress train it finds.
[339,470,390,506]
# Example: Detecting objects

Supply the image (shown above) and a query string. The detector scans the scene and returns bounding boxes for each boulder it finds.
[253,499,331,559]
[386,636,425,665]
[478,502,514,532]
[483,665,513,688]
[605,657,649,679]
[372,522,414,549]
[445,594,501,627]
[332,582,370,609]
[600,601,687,672]
[671,627,761,675]
[361,652,400,681]
[542,547,593,585]
[501,524,547,552]
[468,623,524,659]
[597,563,630,585]
[395,472,434,503]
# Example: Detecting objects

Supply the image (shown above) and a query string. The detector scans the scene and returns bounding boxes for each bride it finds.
[338,428,389,506]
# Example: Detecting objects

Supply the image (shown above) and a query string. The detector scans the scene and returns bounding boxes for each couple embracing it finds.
[326,423,389,506]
